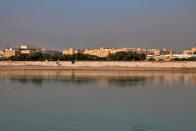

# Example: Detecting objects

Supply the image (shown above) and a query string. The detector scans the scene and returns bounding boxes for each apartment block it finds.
[19,43,40,55]
[3,48,19,58]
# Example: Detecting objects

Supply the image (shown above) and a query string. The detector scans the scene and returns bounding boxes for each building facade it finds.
[63,48,79,55]
[83,47,110,57]
[0,50,3,57]
[3,48,19,58]
[183,47,196,55]
[109,48,129,54]
[19,44,40,55]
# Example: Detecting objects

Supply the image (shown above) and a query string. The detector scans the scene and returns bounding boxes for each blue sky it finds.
[0,0,196,50]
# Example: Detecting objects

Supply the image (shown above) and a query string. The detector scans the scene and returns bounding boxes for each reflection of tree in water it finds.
[60,77,97,85]
[9,76,97,87]
[8,75,148,88]
[108,76,150,87]
[10,77,43,86]
[4,72,196,88]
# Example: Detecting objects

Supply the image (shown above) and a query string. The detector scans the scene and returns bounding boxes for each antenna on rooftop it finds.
[6,41,9,49]
[29,40,32,44]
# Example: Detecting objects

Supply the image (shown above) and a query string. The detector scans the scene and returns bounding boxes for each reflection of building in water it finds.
[150,74,179,87]
[152,76,161,86]
[163,75,174,87]
[97,79,108,88]
[189,77,196,86]
[184,75,196,87]
[0,70,196,88]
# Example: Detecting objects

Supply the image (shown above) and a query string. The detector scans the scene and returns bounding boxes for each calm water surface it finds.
[0,70,196,131]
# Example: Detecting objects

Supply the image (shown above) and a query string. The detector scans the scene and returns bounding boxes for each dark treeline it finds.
[0,51,147,61]
[173,57,196,61]
[108,51,146,61]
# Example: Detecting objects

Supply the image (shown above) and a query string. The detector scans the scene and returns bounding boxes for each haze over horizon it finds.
[0,0,196,51]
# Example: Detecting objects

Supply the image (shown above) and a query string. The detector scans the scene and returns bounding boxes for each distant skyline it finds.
[0,0,196,51]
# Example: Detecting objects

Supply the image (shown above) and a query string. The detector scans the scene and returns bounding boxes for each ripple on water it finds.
[132,121,152,131]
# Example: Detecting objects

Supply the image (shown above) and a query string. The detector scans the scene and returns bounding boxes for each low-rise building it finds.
[183,47,196,55]
[3,48,19,58]
[84,47,110,57]
[109,48,129,54]
[192,47,196,54]
[0,50,3,57]
[136,48,147,54]
[146,48,171,56]
[183,50,192,55]
[161,48,172,55]
[63,48,79,55]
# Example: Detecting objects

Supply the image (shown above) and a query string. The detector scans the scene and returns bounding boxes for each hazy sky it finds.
[0,0,196,51]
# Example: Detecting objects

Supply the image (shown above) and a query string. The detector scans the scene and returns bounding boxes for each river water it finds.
[0,70,196,131]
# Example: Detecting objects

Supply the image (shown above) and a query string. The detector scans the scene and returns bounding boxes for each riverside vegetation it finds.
[0,51,147,61]
[0,51,196,61]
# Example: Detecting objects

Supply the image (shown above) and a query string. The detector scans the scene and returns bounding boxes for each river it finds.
[0,70,196,131]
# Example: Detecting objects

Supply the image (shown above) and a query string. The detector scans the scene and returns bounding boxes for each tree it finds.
[6,51,146,61]
[107,51,146,61]
[74,53,98,60]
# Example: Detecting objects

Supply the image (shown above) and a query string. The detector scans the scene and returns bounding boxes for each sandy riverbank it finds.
[0,61,196,71]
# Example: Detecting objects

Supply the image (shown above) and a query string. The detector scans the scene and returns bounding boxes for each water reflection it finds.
[0,70,195,88]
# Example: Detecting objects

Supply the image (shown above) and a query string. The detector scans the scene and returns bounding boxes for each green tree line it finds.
[0,51,147,61]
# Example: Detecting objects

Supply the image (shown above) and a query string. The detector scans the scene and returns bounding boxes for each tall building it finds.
[19,43,40,55]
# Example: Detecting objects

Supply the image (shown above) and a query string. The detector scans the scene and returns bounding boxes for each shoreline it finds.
[0,61,196,71]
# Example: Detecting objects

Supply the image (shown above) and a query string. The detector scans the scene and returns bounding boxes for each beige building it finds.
[0,50,3,57]
[192,47,196,53]
[63,47,131,57]
[147,49,161,56]
[109,48,129,54]
[84,47,110,57]
[62,47,173,58]
[136,48,147,54]
[183,47,196,54]
[3,48,19,58]
[63,48,79,55]
[183,50,192,55]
